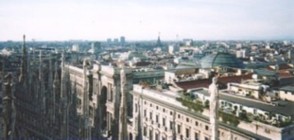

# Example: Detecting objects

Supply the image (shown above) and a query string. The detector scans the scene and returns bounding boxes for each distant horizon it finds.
[1,37,294,42]
[1,36,294,42]
[0,0,293,41]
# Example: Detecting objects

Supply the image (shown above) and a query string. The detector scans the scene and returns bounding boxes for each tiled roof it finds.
[279,63,292,70]
[278,71,293,78]
[135,61,152,67]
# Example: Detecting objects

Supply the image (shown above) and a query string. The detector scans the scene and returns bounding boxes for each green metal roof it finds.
[201,52,244,69]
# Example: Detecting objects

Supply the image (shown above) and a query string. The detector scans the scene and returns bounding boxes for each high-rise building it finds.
[156,33,162,47]
[120,36,126,46]
[89,42,101,54]
[107,38,112,44]
[113,38,119,45]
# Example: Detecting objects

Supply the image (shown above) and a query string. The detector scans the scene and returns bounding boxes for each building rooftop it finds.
[132,84,270,140]
[200,52,244,69]
[279,85,294,93]
[175,74,252,90]
[196,89,294,116]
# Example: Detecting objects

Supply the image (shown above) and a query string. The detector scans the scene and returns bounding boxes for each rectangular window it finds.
[162,118,166,126]
[195,132,199,140]
[144,109,146,117]
[143,126,147,136]
[149,130,153,140]
[155,133,159,140]
[205,125,209,131]
[195,121,198,126]
[186,128,190,138]
[170,121,173,129]
[156,115,159,123]
[177,124,181,134]
[150,112,153,120]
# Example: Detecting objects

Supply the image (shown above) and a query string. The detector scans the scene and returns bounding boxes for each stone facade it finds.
[129,84,270,140]
[65,63,134,139]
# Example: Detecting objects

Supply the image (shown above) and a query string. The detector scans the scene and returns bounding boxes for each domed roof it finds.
[200,52,244,68]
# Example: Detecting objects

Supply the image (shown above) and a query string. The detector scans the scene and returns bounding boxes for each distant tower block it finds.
[209,77,219,140]
[156,32,162,47]
[120,36,125,46]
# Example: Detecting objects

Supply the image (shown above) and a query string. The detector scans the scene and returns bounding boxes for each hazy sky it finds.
[0,0,293,41]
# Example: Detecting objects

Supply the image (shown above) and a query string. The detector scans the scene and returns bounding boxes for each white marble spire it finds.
[119,66,128,140]
[60,52,69,139]
[83,58,91,139]
[209,77,219,140]
[60,52,66,99]
[19,34,27,87]
[39,50,46,114]
[3,73,16,140]
[52,62,59,124]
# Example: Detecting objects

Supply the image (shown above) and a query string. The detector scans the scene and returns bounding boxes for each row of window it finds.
[144,101,174,116]
[143,126,200,140]
[139,98,254,140]
[177,113,208,130]
[144,111,171,128]
[142,100,215,140]
[143,100,210,135]
[143,127,167,140]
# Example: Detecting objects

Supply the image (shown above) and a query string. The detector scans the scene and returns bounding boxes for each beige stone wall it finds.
[279,91,294,102]
[238,121,282,140]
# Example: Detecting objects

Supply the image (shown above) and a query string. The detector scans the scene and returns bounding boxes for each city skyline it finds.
[0,0,293,41]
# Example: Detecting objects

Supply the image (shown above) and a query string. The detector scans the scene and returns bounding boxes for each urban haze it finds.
[0,0,294,140]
